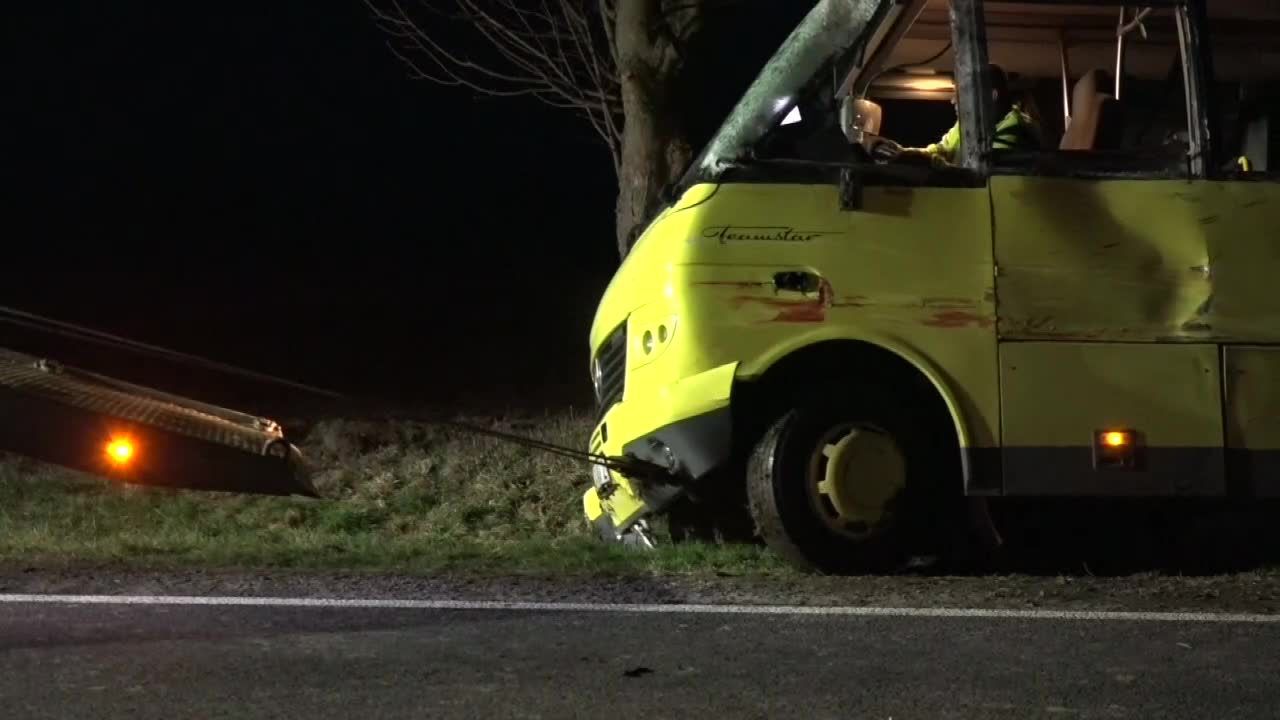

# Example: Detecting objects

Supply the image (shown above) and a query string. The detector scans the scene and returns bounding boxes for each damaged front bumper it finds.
[582,362,737,546]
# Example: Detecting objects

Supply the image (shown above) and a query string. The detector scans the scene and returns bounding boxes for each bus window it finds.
[981,2,1190,173]
[1206,4,1280,175]
[847,2,1199,178]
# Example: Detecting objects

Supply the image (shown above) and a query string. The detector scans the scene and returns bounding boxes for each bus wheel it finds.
[746,393,933,573]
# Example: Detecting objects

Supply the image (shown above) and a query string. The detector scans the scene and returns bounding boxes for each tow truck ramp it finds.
[0,348,316,497]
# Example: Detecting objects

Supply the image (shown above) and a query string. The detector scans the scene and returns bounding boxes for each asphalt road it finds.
[3,597,1280,719]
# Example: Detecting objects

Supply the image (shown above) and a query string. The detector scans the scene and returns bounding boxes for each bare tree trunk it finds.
[365,0,711,261]
[615,78,691,258]
[613,0,696,259]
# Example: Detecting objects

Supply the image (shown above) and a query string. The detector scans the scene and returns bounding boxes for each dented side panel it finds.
[992,176,1214,343]
[1194,180,1280,342]
[992,175,1280,344]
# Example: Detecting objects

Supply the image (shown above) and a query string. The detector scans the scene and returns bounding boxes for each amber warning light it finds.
[105,437,136,466]
[1093,429,1138,470]
[1102,431,1129,448]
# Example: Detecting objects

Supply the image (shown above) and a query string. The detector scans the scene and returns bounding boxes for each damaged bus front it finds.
[583,0,894,551]
[582,0,1280,573]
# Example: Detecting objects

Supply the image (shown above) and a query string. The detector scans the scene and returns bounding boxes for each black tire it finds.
[745,386,956,574]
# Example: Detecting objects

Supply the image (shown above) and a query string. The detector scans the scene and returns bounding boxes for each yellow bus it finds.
[582,0,1280,573]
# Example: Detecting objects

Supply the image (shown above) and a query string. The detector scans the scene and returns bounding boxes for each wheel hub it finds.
[808,424,906,540]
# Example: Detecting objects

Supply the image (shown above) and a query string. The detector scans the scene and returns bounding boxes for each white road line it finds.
[0,593,1277,623]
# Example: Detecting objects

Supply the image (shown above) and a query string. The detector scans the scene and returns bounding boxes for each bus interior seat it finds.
[1060,68,1125,151]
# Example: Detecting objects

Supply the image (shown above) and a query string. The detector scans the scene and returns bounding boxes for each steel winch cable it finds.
[0,304,664,479]
[390,414,660,478]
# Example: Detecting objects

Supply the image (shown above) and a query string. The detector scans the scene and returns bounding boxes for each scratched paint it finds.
[692,281,771,289]
[922,297,979,309]
[923,310,994,329]
[726,285,994,327]
[731,278,834,323]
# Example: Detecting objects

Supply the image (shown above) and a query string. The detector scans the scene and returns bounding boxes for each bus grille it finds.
[594,323,626,419]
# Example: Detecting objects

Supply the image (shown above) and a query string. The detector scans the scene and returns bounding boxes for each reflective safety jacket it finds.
[926,105,1041,161]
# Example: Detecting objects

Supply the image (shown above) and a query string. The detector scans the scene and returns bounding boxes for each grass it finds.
[0,411,788,577]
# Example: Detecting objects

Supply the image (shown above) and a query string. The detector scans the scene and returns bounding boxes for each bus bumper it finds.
[581,362,737,544]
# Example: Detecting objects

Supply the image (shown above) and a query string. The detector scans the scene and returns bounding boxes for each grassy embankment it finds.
[0,412,788,576]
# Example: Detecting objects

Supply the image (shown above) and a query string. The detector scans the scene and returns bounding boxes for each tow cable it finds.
[0,304,672,486]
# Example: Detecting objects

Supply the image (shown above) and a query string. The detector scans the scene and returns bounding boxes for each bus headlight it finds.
[592,463,611,488]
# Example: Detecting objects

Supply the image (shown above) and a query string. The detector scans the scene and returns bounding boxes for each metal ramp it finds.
[0,348,316,497]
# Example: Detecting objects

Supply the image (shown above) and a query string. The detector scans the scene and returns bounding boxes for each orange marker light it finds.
[106,438,135,465]
[1102,431,1130,448]
[1094,429,1138,470]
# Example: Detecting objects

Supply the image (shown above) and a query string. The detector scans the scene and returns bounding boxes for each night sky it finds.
[3,1,813,416]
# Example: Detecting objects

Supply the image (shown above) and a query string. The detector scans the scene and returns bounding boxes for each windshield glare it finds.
[686,0,888,181]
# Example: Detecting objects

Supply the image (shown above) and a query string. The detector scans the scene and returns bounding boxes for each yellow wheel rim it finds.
[807,424,906,540]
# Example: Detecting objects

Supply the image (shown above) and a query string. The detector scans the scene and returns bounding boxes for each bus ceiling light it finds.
[902,77,955,92]
[869,72,955,100]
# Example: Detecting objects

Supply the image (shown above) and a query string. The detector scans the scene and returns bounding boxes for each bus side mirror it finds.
[840,96,883,145]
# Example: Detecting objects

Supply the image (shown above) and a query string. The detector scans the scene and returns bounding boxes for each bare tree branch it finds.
[363,0,623,170]
[598,0,620,66]
[364,0,775,258]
